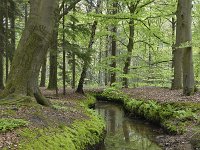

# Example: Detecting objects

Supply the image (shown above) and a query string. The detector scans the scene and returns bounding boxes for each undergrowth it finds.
[0,118,29,132]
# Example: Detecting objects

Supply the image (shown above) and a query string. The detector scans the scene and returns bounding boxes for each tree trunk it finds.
[10,0,15,62]
[179,0,194,95]
[5,0,9,81]
[48,26,58,90]
[62,1,66,95]
[76,0,101,94]
[123,4,135,88]
[0,1,4,89]
[110,2,118,85]
[40,56,47,87]
[171,17,176,87]
[0,0,59,106]
[76,20,98,94]
[171,1,184,90]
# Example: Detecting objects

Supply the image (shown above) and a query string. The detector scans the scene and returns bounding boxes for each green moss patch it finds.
[96,88,200,134]
[19,109,105,150]
[0,118,29,132]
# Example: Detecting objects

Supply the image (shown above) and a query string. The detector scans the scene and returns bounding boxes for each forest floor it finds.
[1,87,200,150]
[0,88,104,149]
[121,87,200,150]
[122,86,200,103]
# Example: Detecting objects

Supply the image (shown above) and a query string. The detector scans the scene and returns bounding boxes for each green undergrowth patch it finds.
[96,87,200,134]
[19,108,105,150]
[0,118,29,132]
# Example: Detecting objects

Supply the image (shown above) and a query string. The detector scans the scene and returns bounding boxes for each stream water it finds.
[95,101,162,150]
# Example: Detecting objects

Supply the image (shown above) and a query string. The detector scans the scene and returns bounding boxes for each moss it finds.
[97,88,199,134]
[19,109,105,150]
[0,118,29,132]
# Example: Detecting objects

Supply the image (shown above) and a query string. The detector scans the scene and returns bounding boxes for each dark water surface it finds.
[95,101,162,150]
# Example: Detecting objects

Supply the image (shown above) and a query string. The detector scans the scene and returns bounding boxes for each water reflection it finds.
[95,102,162,150]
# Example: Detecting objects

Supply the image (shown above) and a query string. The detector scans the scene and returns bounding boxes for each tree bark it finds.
[0,0,59,106]
[123,4,135,88]
[10,0,15,62]
[48,26,58,90]
[40,56,47,87]
[171,1,183,90]
[0,0,4,89]
[76,0,101,94]
[179,0,194,95]
[62,1,66,95]
[110,2,118,85]
[76,20,98,94]
[5,0,9,81]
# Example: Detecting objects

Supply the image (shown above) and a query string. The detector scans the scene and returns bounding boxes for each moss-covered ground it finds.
[0,90,105,150]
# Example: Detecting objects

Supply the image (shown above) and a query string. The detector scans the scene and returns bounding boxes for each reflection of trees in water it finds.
[96,103,161,150]
[123,120,130,143]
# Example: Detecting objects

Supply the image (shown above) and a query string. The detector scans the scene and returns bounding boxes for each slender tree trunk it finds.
[98,38,102,85]
[72,53,76,89]
[0,1,4,89]
[5,0,9,81]
[123,4,135,88]
[105,32,109,86]
[25,2,28,26]
[0,0,59,106]
[40,56,47,87]
[76,0,101,94]
[178,0,194,95]
[76,20,98,94]
[110,2,118,85]
[171,17,176,86]
[62,1,66,95]
[10,0,15,63]
[72,6,76,89]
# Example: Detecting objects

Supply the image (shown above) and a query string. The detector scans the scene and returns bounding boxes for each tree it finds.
[0,0,59,106]
[0,0,4,89]
[76,0,102,94]
[171,2,183,90]
[177,0,194,95]
[110,1,118,85]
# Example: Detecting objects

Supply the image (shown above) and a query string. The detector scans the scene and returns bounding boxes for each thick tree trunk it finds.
[179,0,194,95]
[0,0,59,106]
[123,4,135,88]
[0,1,4,89]
[40,56,47,87]
[48,27,58,90]
[171,1,184,90]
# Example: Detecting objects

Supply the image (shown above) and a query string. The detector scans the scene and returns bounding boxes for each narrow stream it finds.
[95,101,162,150]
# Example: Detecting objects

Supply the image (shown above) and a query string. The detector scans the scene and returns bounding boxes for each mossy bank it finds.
[95,88,200,149]
[0,94,105,150]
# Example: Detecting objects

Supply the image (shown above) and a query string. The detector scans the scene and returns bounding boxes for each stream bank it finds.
[0,92,105,150]
[95,87,200,150]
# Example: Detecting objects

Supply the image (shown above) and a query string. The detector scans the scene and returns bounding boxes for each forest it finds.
[0,0,200,150]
